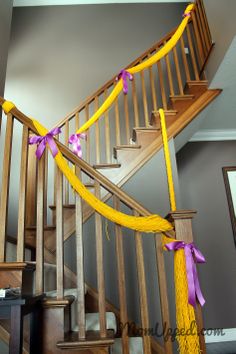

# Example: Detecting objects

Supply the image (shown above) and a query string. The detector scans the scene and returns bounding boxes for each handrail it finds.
[0,96,174,235]
[53,26,177,130]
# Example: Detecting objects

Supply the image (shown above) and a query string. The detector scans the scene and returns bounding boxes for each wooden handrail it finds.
[0,97,175,231]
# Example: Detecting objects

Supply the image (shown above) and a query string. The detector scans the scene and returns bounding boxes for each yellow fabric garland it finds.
[159,110,201,354]
[76,3,195,135]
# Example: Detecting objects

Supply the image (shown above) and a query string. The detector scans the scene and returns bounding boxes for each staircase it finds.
[0,0,221,353]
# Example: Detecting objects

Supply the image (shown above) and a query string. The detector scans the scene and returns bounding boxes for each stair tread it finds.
[133,126,159,131]
[49,203,76,210]
[93,163,121,169]
[170,94,194,100]
[187,80,208,86]
[57,329,114,349]
[72,312,117,333]
[25,225,56,231]
[114,144,141,150]
[152,109,178,116]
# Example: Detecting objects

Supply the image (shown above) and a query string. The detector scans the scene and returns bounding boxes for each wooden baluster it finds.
[124,93,130,143]
[194,4,208,56]
[196,0,211,52]
[168,211,206,353]
[148,60,158,111]
[17,126,29,262]
[26,145,37,226]
[157,60,168,111]
[44,149,48,225]
[164,46,175,97]
[191,11,204,69]
[114,91,121,146]
[56,165,64,299]
[173,46,184,95]
[104,89,111,163]
[140,70,149,127]
[155,235,173,354]
[180,35,191,82]
[35,154,45,294]
[198,0,212,48]
[114,197,129,354]
[75,112,80,131]
[75,166,86,339]
[94,181,107,337]
[85,104,90,164]
[134,210,152,354]
[95,97,101,164]
[186,25,200,81]
[131,76,140,127]
[64,121,69,205]
[0,113,14,262]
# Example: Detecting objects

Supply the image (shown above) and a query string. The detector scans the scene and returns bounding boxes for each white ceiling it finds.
[13,0,188,6]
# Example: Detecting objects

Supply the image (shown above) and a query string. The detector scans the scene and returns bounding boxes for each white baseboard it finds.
[205,328,236,344]
[190,129,236,142]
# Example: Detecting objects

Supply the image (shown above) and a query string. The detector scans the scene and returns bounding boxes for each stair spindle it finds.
[94,181,107,338]
[195,3,208,56]
[180,35,191,82]
[124,93,131,143]
[186,25,200,81]
[17,125,29,262]
[35,153,45,294]
[134,210,152,354]
[131,76,140,127]
[85,104,90,164]
[56,165,64,299]
[191,11,204,69]
[0,113,14,262]
[198,0,212,48]
[95,97,101,164]
[104,89,111,163]
[64,121,69,205]
[140,70,149,127]
[164,48,175,97]
[157,60,168,111]
[114,90,121,146]
[114,197,130,354]
[148,58,158,111]
[75,166,86,339]
[155,235,173,354]
[173,45,184,95]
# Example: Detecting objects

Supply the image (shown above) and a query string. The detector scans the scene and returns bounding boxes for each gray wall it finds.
[0,0,13,97]
[177,141,236,329]
[5,2,185,126]
[204,0,236,84]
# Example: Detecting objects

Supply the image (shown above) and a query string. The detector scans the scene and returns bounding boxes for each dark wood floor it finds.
[206,341,236,354]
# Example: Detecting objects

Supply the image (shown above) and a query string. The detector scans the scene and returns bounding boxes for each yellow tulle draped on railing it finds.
[76,3,194,135]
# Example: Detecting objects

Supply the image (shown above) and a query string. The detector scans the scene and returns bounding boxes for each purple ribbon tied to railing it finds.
[116,69,133,94]
[165,241,206,307]
[182,11,192,18]
[68,133,86,158]
[28,127,61,159]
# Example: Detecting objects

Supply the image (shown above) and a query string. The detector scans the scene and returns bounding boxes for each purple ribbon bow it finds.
[165,241,206,307]
[68,133,86,158]
[28,127,61,159]
[116,69,133,94]
[183,12,191,18]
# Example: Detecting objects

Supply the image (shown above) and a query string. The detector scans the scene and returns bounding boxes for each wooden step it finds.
[150,110,177,126]
[57,330,114,350]
[187,80,208,86]
[132,127,159,142]
[113,144,141,159]
[170,94,194,100]
[93,163,121,169]
[49,204,76,211]
[25,225,56,231]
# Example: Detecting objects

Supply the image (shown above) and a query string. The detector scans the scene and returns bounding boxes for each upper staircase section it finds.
[53,0,217,174]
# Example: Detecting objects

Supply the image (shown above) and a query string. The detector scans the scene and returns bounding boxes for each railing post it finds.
[168,210,206,354]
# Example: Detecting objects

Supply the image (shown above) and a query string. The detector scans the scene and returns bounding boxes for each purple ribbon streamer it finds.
[116,69,133,94]
[68,133,86,158]
[28,127,61,159]
[165,241,206,307]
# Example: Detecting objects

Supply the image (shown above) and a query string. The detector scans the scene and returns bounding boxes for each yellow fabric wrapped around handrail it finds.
[77,3,194,135]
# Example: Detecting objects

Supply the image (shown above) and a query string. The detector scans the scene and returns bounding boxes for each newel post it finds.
[167,210,206,354]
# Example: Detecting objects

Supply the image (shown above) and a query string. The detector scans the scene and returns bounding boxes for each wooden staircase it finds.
[0,0,221,353]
